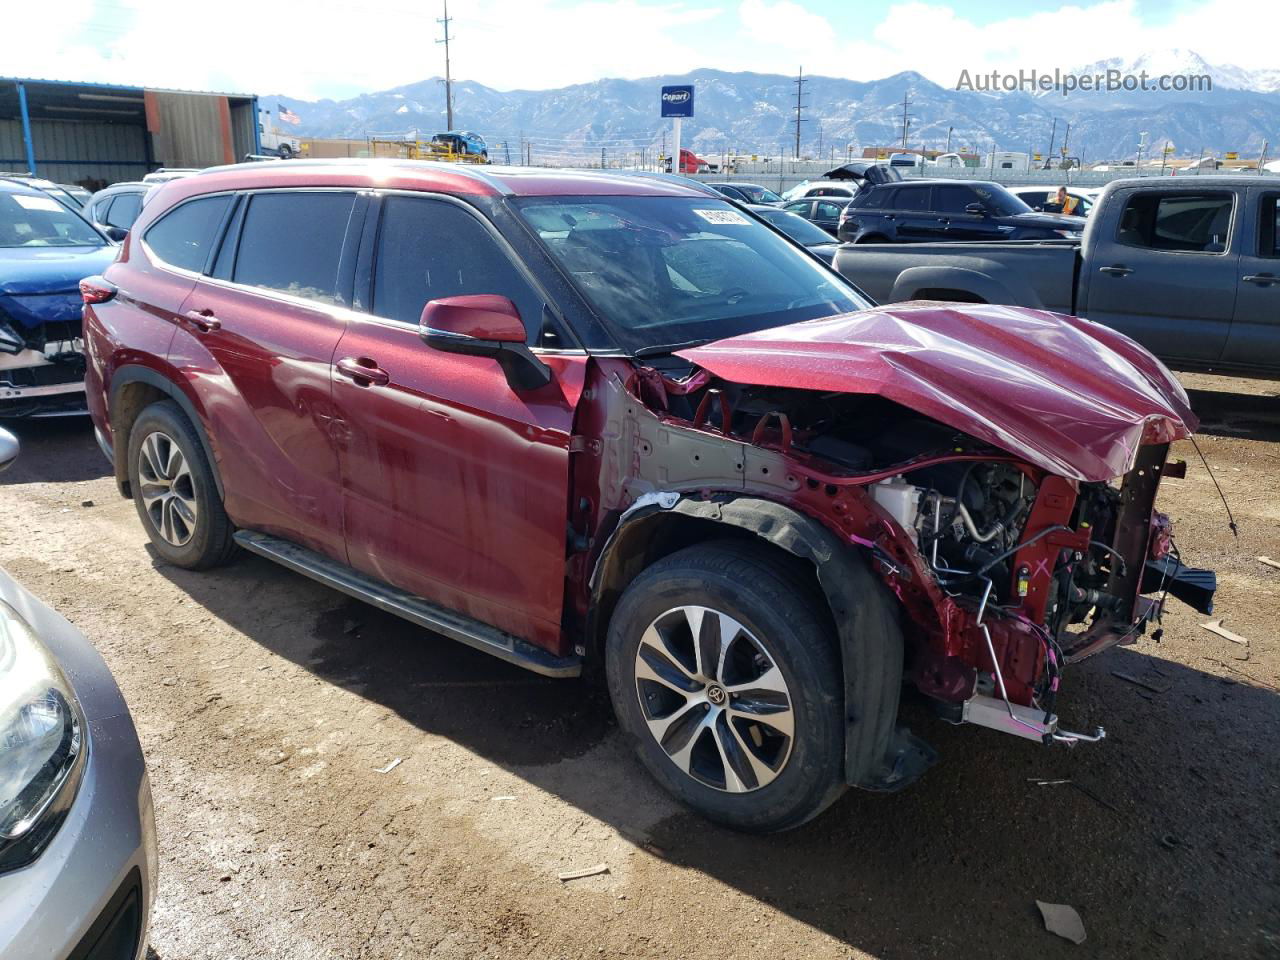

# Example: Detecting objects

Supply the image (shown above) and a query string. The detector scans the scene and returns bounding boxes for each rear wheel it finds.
[127,401,235,569]
[606,543,846,832]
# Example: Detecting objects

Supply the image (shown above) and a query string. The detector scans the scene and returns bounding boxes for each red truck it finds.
[81,161,1214,832]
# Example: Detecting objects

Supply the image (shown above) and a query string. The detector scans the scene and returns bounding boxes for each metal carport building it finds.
[1,78,261,188]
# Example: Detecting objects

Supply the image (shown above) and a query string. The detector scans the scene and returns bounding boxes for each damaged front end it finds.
[587,302,1216,785]
[0,309,87,418]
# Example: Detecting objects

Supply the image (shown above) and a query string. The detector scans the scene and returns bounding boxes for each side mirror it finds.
[104,226,128,242]
[420,295,552,391]
[964,202,987,216]
[0,427,19,473]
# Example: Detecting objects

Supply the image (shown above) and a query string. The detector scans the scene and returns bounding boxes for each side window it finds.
[371,196,549,346]
[104,192,143,229]
[1260,195,1279,258]
[232,192,356,305]
[1116,192,1234,253]
[782,201,811,217]
[894,188,931,212]
[144,194,233,273]
[935,185,979,214]
[816,201,843,220]
[854,188,885,209]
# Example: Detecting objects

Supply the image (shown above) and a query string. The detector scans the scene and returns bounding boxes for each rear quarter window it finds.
[144,194,233,272]
[231,192,357,304]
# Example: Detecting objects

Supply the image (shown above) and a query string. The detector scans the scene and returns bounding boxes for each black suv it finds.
[836,180,1084,244]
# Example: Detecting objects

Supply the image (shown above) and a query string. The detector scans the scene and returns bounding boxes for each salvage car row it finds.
[2,157,1229,959]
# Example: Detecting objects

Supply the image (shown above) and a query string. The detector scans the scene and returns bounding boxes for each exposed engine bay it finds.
[621,366,1215,749]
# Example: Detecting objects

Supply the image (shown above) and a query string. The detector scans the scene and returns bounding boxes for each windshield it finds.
[0,191,103,247]
[974,184,1033,217]
[514,195,869,354]
[756,207,836,246]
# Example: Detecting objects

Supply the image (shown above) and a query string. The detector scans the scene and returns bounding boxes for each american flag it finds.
[278,105,301,126]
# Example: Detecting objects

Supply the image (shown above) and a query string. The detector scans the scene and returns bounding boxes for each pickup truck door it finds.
[1221,187,1280,371]
[331,193,584,654]
[1082,187,1238,362]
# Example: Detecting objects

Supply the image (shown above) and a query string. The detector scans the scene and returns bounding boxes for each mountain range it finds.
[268,50,1280,163]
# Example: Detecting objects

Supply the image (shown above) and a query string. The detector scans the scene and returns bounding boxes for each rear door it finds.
[332,193,584,652]
[1221,187,1280,371]
[889,185,942,241]
[811,200,844,235]
[167,189,363,559]
[1082,187,1238,362]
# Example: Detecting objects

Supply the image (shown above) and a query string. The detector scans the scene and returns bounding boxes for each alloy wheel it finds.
[633,605,795,793]
[137,430,199,547]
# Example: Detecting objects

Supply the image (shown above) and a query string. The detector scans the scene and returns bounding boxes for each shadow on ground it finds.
[1185,386,1280,443]
[1,416,110,485]
[153,550,1280,960]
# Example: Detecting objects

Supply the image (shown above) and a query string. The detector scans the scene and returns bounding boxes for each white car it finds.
[1010,186,1095,217]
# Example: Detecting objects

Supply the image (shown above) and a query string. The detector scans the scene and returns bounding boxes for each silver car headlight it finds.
[0,598,85,872]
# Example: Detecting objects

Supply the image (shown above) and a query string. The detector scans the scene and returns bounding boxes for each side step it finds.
[233,531,581,678]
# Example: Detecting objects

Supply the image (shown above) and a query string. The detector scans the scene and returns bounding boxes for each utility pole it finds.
[601,147,606,169]
[437,0,454,131]
[503,140,511,164]
[1046,118,1057,161]
[945,126,953,154]
[793,67,809,158]
[899,89,913,149]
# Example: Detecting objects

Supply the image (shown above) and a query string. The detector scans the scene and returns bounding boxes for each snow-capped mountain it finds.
[1071,49,1280,95]
[267,52,1280,163]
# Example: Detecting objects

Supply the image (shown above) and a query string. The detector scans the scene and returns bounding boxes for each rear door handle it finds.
[183,309,221,332]
[336,356,390,386]
[1242,274,1277,285]
[1099,265,1134,276]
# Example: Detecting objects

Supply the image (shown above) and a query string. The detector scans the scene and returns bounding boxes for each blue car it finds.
[0,180,117,417]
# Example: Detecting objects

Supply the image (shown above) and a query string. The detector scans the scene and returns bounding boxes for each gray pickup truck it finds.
[834,176,1280,376]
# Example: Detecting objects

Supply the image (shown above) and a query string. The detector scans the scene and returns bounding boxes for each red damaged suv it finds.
[82,161,1215,831]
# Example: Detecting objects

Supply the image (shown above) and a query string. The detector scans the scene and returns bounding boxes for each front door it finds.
[934,184,1007,241]
[1221,188,1280,371]
[168,189,363,559]
[332,194,584,653]
[1082,187,1238,362]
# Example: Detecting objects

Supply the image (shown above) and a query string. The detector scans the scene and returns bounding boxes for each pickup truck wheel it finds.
[605,543,845,832]
[127,401,235,570]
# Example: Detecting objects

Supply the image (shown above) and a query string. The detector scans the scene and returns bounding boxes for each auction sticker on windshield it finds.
[694,208,749,225]
[13,194,63,212]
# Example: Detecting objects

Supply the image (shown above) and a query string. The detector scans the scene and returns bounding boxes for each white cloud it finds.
[5,0,1280,99]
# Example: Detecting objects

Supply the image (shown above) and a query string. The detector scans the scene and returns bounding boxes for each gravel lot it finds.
[2,372,1277,960]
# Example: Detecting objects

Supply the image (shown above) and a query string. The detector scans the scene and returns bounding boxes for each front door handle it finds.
[336,356,390,387]
[1242,274,1277,285]
[1099,265,1134,277]
[183,309,221,332]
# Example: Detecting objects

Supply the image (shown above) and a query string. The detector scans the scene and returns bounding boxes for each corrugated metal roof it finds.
[1,76,256,101]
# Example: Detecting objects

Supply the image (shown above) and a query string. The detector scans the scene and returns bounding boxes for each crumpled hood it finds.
[678,302,1197,482]
[0,245,116,328]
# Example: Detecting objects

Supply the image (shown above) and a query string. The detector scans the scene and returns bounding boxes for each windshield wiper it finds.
[634,338,715,359]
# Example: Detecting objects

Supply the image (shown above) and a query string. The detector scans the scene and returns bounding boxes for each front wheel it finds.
[605,543,846,832]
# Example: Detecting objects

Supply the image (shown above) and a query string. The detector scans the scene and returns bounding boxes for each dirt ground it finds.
[2,371,1278,960]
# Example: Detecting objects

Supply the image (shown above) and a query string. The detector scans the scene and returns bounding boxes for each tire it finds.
[605,542,846,832]
[277,144,293,159]
[126,400,236,570]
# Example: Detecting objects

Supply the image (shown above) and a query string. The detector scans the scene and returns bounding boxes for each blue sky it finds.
[9,0,1275,100]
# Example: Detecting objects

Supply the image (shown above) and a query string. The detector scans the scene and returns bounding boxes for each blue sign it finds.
[660,85,694,118]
